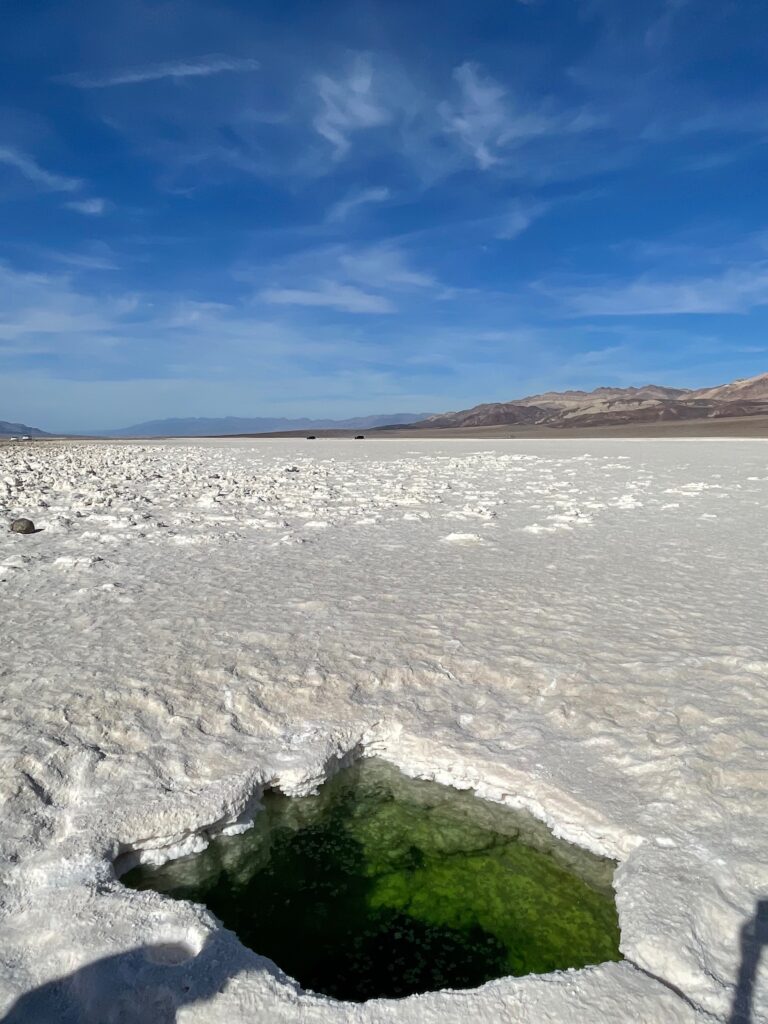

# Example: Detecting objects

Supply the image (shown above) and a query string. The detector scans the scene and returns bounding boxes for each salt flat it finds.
[0,438,766,1023]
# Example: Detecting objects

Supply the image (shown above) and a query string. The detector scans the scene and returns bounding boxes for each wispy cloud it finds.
[45,247,119,272]
[339,244,436,290]
[440,63,555,170]
[0,146,81,192]
[65,197,108,215]
[0,263,119,344]
[254,241,437,314]
[260,281,394,314]
[53,45,604,191]
[550,264,768,315]
[313,54,392,157]
[495,198,551,239]
[326,186,390,223]
[61,54,259,89]
[0,258,421,428]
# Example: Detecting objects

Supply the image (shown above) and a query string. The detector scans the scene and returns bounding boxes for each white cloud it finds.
[251,241,437,316]
[164,301,234,328]
[0,263,120,343]
[340,244,435,290]
[495,198,551,239]
[253,241,438,317]
[440,63,554,170]
[313,54,392,157]
[260,281,394,314]
[0,260,381,397]
[552,264,768,316]
[61,55,259,89]
[0,146,81,192]
[46,249,119,272]
[326,186,390,222]
[65,198,108,215]
[54,46,600,190]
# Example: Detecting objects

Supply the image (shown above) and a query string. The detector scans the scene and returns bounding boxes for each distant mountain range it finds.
[100,413,433,437]
[409,372,768,430]
[0,420,50,437]
[5,373,768,440]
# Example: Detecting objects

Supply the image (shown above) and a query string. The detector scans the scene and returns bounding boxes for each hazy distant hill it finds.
[101,413,433,437]
[411,373,768,430]
[11,372,768,440]
[0,420,49,437]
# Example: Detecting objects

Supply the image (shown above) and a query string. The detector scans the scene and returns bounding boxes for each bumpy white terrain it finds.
[0,438,766,1023]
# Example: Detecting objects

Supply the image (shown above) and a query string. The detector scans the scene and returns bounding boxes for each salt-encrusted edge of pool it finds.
[11,725,703,1023]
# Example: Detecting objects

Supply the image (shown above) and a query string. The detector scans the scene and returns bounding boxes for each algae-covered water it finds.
[122,759,622,1001]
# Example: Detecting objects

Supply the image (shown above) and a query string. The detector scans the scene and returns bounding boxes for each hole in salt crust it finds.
[122,759,622,1002]
[143,942,197,965]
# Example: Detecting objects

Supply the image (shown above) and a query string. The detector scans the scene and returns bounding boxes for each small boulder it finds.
[10,518,35,535]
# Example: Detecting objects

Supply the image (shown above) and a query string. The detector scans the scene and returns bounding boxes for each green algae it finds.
[122,758,622,1001]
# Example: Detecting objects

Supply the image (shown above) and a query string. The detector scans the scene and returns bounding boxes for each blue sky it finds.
[2,0,768,431]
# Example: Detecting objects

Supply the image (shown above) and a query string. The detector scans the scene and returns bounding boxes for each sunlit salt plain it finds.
[0,437,766,1024]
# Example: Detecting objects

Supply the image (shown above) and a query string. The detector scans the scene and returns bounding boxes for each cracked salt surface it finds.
[0,437,767,1023]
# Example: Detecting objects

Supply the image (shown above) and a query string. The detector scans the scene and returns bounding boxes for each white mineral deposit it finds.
[0,437,766,1022]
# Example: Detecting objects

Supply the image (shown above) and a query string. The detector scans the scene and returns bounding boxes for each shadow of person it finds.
[729,899,768,1024]
[0,931,270,1024]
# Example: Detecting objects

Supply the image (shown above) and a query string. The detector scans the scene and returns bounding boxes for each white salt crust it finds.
[0,437,766,1023]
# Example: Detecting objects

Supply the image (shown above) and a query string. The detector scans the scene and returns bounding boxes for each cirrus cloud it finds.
[0,146,81,192]
[65,197,108,215]
[260,281,395,314]
[60,54,259,89]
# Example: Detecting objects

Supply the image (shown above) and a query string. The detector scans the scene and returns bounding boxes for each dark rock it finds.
[10,518,35,535]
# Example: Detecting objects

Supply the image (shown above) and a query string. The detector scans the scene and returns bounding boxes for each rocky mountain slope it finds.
[414,373,768,430]
[0,420,49,437]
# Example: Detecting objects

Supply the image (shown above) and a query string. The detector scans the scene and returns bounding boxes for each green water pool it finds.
[122,758,622,1001]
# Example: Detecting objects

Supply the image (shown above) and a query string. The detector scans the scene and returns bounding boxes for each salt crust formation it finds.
[0,437,766,1022]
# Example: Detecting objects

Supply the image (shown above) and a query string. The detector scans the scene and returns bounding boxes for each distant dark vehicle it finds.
[355,435,365,440]
[306,435,316,440]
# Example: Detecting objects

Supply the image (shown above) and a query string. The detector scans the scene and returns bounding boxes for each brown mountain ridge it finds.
[411,372,768,430]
